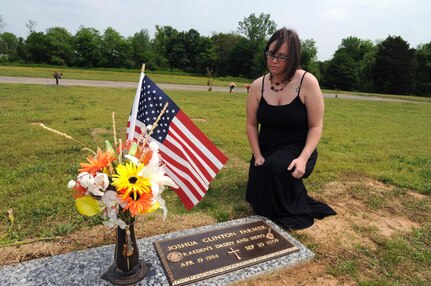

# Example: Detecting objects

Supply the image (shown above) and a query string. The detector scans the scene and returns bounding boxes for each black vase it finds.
[101,223,151,285]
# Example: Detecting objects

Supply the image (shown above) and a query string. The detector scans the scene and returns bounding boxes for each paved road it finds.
[0,76,416,102]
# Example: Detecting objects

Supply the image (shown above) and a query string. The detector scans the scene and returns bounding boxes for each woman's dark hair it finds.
[264,27,301,82]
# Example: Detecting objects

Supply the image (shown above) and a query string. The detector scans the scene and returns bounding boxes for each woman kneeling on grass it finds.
[245,27,336,230]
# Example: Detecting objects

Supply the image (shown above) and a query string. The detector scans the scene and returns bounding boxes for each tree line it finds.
[0,13,430,96]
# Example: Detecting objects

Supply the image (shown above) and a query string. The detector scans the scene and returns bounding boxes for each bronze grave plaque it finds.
[154,220,299,285]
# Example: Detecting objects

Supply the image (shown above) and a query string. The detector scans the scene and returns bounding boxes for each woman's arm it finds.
[246,77,265,166]
[288,73,324,178]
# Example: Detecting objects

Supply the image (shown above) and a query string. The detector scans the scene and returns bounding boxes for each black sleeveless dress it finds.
[246,72,336,230]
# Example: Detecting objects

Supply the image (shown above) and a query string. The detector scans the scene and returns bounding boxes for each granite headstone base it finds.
[0,216,314,285]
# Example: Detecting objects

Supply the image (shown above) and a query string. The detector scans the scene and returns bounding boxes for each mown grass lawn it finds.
[0,79,430,284]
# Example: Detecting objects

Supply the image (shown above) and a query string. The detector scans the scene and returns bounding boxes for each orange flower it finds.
[79,149,116,175]
[121,192,154,217]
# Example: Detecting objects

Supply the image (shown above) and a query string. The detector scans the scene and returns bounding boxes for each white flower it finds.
[102,190,126,208]
[138,163,178,189]
[94,173,109,190]
[76,172,109,197]
[133,141,177,220]
[101,192,127,229]
[76,172,93,187]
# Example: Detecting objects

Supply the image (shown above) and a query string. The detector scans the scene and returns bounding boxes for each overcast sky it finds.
[1,0,430,61]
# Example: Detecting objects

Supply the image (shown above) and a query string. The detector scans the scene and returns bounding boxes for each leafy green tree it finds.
[235,13,277,78]
[339,37,375,91]
[25,31,50,63]
[194,36,217,74]
[318,60,330,88]
[414,42,431,96]
[73,26,103,67]
[101,27,130,68]
[358,45,377,92]
[211,32,242,76]
[129,29,152,68]
[227,36,255,77]
[324,50,358,90]
[323,37,375,91]
[373,36,415,95]
[45,27,73,65]
[301,39,320,78]
[0,32,19,61]
[184,29,204,72]
[151,25,178,69]
[169,31,189,69]
[15,37,27,62]
[151,27,217,72]
[237,13,277,43]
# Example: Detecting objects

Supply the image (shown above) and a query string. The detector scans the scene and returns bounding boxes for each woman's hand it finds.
[254,155,265,166]
[288,157,306,178]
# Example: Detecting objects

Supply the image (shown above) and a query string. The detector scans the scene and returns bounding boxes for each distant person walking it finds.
[53,71,63,85]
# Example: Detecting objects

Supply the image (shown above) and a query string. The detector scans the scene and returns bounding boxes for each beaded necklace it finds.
[269,74,290,92]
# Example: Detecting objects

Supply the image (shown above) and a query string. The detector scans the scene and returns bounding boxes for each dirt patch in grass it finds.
[233,176,429,286]
[301,180,420,251]
[1,176,429,285]
[90,127,110,139]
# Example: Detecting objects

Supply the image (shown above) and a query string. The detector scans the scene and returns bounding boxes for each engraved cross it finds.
[227,248,241,260]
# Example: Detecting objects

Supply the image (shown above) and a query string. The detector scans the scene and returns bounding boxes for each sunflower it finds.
[112,162,151,200]
[79,149,116,175]
[121,192,159,217]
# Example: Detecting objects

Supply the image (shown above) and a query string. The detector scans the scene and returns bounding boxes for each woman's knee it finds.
[262,159,288,174]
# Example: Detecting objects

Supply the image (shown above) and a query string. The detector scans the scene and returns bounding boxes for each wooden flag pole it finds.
[141,63,145,73]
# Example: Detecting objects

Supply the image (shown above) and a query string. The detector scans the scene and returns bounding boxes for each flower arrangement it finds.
[41,111,177,229]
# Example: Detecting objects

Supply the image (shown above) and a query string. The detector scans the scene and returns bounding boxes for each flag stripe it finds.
[168,126,215,182]
[169,121,219,178]
[174,112,227,168]
[163,168,197,209]
[164,132,211,185]
[161,157,205,200]
[162,158,206,200]
[157,141,208,195]
[158,148,207,210]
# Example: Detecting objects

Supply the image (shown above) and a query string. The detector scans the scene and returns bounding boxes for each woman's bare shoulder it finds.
[247,75,266,101]
[299,70,319,86]
[249,75,266,92]
[252,75,265,86]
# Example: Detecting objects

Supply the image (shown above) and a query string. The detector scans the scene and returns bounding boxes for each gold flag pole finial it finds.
[141,63,145,73]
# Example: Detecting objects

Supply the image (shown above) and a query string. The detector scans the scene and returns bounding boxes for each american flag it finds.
[127,72,228,209]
